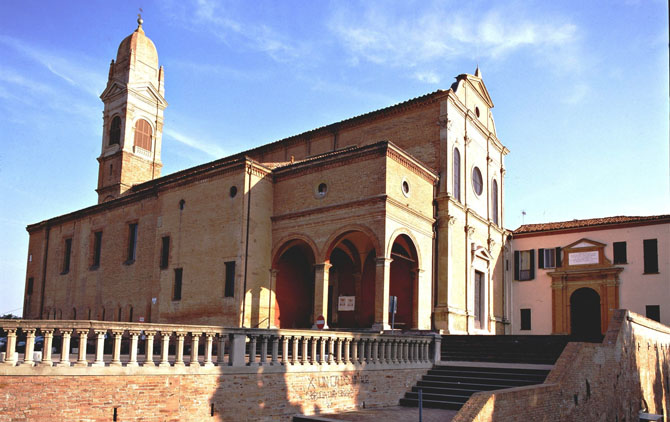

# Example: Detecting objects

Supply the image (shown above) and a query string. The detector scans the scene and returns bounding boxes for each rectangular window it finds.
[538,247,562,269]
[173,268,183,301]
[613,241,627,264]
[224,261,236,298]
[643,239,658,274]
[646,305,660,323]
[62,238,72,274]
[520,308,531,330]
[92,231,102,268]
[514,250,535,281]
[160,236,170,269]
[26,277,34,296]
[127,223,138,263]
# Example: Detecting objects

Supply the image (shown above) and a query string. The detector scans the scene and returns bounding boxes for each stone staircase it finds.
[399,335,571,410]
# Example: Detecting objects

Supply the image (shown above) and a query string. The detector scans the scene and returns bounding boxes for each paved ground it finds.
[298,406,458,421]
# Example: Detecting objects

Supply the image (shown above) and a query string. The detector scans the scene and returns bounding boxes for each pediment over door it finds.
[558,238,611,270]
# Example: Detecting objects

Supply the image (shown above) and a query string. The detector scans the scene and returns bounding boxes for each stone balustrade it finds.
[0,320,439,373]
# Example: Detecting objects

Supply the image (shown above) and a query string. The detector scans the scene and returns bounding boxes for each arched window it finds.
[134,119,153,151]
[453,148,461,202]
[492,179,499,225]
[109,116,121,145]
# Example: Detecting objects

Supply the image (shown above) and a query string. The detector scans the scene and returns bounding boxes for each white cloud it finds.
[164,127,226,158]
[328,3,582,75]
[414,71,440,84]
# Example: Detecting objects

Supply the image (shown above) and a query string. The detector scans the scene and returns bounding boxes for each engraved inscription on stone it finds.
[568,251,599,265]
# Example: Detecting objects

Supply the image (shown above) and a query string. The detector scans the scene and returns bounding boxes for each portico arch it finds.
[272,238,317,329]
[324,228,378,329]
[570,287,602,340]
[388,234,420,329]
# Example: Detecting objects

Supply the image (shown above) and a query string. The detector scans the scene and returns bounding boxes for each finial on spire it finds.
[137,13,143,29]
[474,65,481,78]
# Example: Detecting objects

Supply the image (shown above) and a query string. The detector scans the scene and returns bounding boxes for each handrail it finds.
[0,320,440,371]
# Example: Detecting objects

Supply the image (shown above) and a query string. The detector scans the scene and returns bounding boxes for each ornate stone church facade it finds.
[22,20,509,334]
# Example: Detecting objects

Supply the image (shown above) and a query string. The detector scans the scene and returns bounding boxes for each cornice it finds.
[386,196,436,227]
[271,194,387,222]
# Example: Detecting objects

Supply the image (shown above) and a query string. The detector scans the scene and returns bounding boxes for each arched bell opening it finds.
[273,240,316,329]
[389,234,419,330]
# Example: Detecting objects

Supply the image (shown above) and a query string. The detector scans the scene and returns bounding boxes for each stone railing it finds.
[0,320,439,373]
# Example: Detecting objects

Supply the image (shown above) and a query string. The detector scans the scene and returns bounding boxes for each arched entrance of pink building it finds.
[389,234,419,330]
[325,230,377,329]
[570,287,602,340]
[273,240,315,329]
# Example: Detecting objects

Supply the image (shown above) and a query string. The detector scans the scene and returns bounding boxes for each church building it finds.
[22,18,509,334]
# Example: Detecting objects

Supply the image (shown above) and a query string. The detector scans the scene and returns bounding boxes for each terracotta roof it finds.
[514,215,670,235]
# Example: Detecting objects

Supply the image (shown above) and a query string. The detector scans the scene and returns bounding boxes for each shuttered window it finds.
[134,119,152,151]
[224,261,236,298]
[109,116,121,145]
[613,242,627,264]
[173,268,183,301]
[643,239,658,274]
[514,250,535,281]
[520,308,531,330]
[160,236,170,269]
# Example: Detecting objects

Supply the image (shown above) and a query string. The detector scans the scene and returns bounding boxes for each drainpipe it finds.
[38,224,51,320]
[241,163,253,327]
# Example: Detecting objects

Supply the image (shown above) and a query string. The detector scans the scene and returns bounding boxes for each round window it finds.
[472,167,483,195]
[316,182,328,198]
[229,186,238,198]
[401,178,411,197]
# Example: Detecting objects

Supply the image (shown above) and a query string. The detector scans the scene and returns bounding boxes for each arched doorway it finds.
[570,287,602,340]
[326,230,377,329]
[274,241,315,329]
[389,234,419,330]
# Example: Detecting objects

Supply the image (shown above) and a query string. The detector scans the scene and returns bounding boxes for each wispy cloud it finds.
[328,2,582,80]
[0,35,105,97]
[164,127,226,158]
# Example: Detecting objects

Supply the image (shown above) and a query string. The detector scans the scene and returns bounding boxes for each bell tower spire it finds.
[96,17,167,203]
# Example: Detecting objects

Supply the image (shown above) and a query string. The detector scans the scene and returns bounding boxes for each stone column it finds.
[144,331,156,367]
[3,329,17,366]
[158,331,171,367]
[281,336,290,366]
[229,333,247,367]
[74,329,89,367]
[21,328,37,366]
[313,263,332,328]
[40,329,54,367]
[110,330,124,367]
[92,330,106,367]
[217,334,226,366]
[203,333,215,368]
[343,338,351,364]
[127,330,141,367]
[372,258,392,330]
[56,329,71,367]
[248,335,258,366]
[301,336,309,365]
[292,336,300,365]
[271,336,279,365]
[190,332,201,367]
[174,332,186,367]
[335,338,343,364]
[318,337,326,365]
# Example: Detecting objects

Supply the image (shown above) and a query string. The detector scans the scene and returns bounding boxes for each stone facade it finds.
[23,22,508,334]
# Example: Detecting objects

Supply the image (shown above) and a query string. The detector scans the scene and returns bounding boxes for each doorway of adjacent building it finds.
[570,287,602,340]
[274,242,315,329]
[389,235,419,330]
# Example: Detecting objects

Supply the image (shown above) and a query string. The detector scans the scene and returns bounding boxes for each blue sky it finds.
[0,0,667,316]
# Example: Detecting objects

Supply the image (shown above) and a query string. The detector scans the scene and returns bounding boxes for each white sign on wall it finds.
[338,296,355,311]
[568,251,599,266]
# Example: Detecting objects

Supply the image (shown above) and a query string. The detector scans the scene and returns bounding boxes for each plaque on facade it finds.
[338,296,355,311]
[568,251,599,265]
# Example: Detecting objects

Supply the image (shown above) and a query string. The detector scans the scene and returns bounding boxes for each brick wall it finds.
[0,367,427,421]
[452,310,670,421]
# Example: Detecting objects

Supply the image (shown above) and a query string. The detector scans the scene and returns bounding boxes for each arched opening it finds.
[389,234,419,329]
[273,241,315,329]
[570,287,602,340]
[133,119,153,151]
[109,116,121,145]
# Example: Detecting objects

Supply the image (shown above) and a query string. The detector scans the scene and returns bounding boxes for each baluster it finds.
[56,329,72,367]
[110,330,124,366]
[413,341,419,363]
[190,332,201,367]
[318,337,326,365]
[280,336,289,365]
[335,338,343,364]
[403,340,409,363]
[158,331,171,367]
[144,331,156,367]
[174,332,186,367]
[291,336,299,365]
[367,338,373,363]
[40,329,54,367]
[2,328,17,366]
[392,339,399,364]
[310,336,318,365]
[203,333,215,367]
[385,338,392,364]
[92,329,106,367]
[21,328,36,366]
[344,338,351,364]
[351,338,358,365]
[260,335,268,366]
[301,336,308,365]
[74,329,89,366]
[372,338,379,364]
[327,337,335,364]
[423,340,430,363]
[407,339,413,362]
[378,338,385,364]
[127,330,141,367]
[217,334,226,366]
[248,335,258,366]
[359,339,366,364]
[271,335,279,365]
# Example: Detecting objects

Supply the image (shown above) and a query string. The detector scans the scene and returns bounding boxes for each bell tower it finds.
[97,16,167,203]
